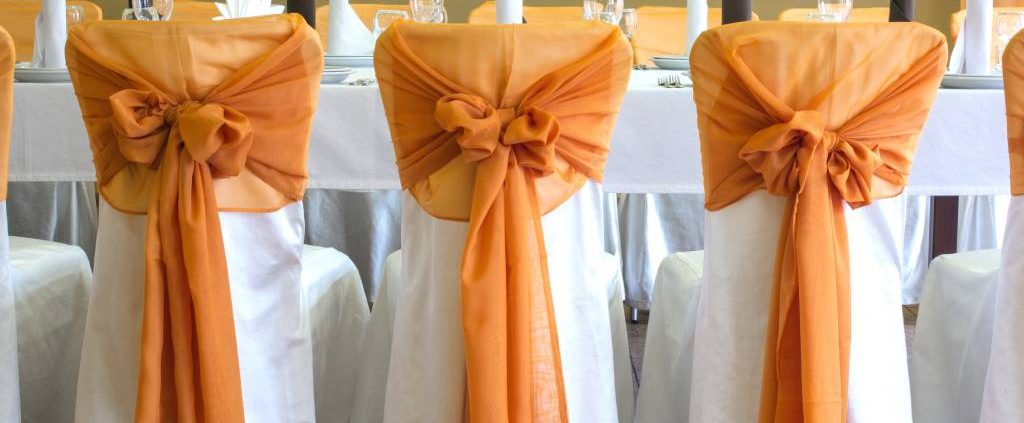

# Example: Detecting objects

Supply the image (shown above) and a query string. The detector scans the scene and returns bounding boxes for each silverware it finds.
[659,74,688,88]
[347,78,376,86]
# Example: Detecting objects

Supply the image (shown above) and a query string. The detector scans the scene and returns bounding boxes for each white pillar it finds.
[686,0,708,56]
[496,0,523,23]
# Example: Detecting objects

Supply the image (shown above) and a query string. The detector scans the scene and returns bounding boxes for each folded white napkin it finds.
[495,0,522,24]
[961,0,993,74]
[214,0,285,19]
[31,0,67,69]
[686,0,708,56]
[326,0,374,56]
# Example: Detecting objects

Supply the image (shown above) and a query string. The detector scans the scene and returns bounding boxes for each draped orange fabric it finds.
[690,22,945,422]
[1004,33,1024,195]
[0,27,12,201]
[170,0,221,21]
[66,15,322,422]
[375,21,631,422]
[0,0,102,62]
[777,7,890,22]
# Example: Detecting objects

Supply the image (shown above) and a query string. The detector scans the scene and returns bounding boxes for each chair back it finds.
[1003,32,1024,194]
[66,15,322,422]
[777,6,890,22]
[0,0,102,62]
[169,0,221,20]
[691,21,945,422]
[374,20,631,422]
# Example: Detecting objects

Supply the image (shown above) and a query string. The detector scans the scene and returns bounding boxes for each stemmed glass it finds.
[582,0,603,20]
[604,0,623,23]
[620,8,637,39]
[66,5,85,24]
[996,11,1024,71]
[122,0,160,20]
[410,0,446,23]
[817,0,851,22]
[374,10,408,37]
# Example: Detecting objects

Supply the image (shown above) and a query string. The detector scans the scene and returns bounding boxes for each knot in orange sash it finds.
[436,93,560,174]
[375,21,633,423]
[688,21,947,423]
[109,89,254,172]
[740,110,883,203]
[65,15,324,423]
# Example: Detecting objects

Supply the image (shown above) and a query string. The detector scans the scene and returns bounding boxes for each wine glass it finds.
[817,0,851,22]
[122,0,160,20]
[66,5,85,24]
[806,10,843,22]
[996,11,1024,70]
[582,0,603,20]
[374,10,408,37]
[604,0,623,23]
[152,0,173,20]
[620,8,637,39]
[410,0,445,23]
[595,11,617,25]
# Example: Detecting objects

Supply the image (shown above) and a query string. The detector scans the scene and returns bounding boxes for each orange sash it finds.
[690,22,945,422]
[1004,32,1024,195]
[0,26,11,200]
[375,21,631,422]
[66,15,322,422]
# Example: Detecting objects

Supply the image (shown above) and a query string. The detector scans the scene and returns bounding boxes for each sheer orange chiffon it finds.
[1005,33,1024,195]
[0,27,12,200]
[690,22,945,423]
[375,21,631,422]
[66,15,322,422]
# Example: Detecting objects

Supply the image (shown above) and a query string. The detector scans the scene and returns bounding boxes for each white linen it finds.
[8,181,98,262]
[958,194,1011,251]
[963,0,994,75]
[301,244,370,423]
[214,0,285,19]
[689,192,912,422]
[685,0,707,55]
[0,206,19,423]
[12,235,92,423]
[618,193,704,310]
[605,251,634,423]
[495,0,522,24]
[382,182,620,422]
[326,0,374,56]
[980,196,1024,422]
[31,0,66,68]
[634,251,703,423]
[9,71,1012,196]
[902,195,932,304]
[910,249,1000,423]
[75,201,316,423]
[350,251,402,423]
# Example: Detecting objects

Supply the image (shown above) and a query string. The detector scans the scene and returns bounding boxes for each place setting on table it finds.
[943,0,1018,89]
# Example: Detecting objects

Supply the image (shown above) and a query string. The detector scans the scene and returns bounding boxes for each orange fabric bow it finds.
[66,16,322,423]
[0,27,11,201]
[691,22,946,423]
[375,21,632,422]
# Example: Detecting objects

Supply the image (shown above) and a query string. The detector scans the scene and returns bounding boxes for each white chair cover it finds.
[910,248,1000,423]
[0,205,18,422]
[381,182,623,422]
[12,234,92,423]
[979,195,1024,421]
[76,202,367,422]
[634,251,703,423]
[689,192,912,422]
[902,195,932,304]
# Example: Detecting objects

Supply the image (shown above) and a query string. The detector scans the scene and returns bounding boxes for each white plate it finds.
[942,74,1003,90]
[14,66,71,83]
[325,55,373,68]
[651,55,689,71]
[322,67,356,84]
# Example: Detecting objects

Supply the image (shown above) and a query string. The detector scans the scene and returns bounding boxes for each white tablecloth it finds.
[9,70,1011,196]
